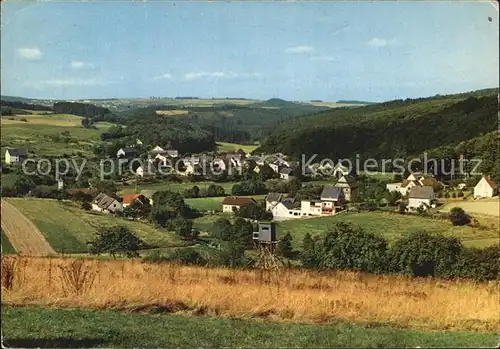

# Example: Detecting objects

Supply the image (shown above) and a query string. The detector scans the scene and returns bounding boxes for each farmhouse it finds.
[334,175,358,201]
[265,192,284,211]
[271,199,301,220]
[269,161,281,174]
[117,147,137,159]
[136,165,155,178]
[279,167,295,180]
[222,196,256,213]
[473,176,498,198]
[320,187,346,214]
[121,194,150,208]
[4,148,27,165]
[408,186,435,211]
[91,193,124,213]
[386,182,402,193]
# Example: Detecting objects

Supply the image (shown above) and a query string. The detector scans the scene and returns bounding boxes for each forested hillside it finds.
[256,88,498,163]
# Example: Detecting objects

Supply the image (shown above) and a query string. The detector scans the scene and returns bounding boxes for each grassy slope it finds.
[217,141,259,153]
[1,229,16,254]
[277,212,498,249]
[5,198,179,253]
[1,114,113,157]
[2,306,497,348]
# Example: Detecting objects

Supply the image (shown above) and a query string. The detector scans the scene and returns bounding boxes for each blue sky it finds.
[1,1,498,102]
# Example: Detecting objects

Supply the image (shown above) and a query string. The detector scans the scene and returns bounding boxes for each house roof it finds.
[409,186,434,199]
[280,167,293,175]
[401,179,415,188]
[265,192,283,203]
[222,196,255,206]
[121,194,146,205]
[320,187,344,200]
[93,193,120,209]
[281,199,300,209]
[335,175,358,188]
[420,177,437,187]
[6,148,27,157]
[121,147,137,153]
[481,176,497,189]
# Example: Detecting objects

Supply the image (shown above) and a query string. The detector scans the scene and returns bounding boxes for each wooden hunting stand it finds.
[251,222,284,270]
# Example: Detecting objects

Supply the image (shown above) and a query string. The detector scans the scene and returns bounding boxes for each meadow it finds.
[276,212,499,249]
[5,198,180,253]
[3,306,497,348]
[216,141,259,153]
[2,256,499,334]
[1,113,113,157]
[186,194,266,212]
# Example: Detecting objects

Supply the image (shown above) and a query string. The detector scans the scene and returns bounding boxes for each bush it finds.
[389,230,462,278]
[453,246,500,281]
[167,248,207,266]
[19,117,28,122]
[449,207,471,226]
[313,222,389,274]
[87,226,146,258]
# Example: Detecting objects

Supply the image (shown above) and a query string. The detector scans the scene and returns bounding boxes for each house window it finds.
[289,211,292,214]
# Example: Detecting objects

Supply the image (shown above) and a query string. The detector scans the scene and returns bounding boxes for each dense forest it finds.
[256,89,498,165]
[53,102,127,124]
[102,112,216,154]
[0,100,52,111]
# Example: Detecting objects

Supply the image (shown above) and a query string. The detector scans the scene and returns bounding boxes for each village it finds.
[3,144,497,224]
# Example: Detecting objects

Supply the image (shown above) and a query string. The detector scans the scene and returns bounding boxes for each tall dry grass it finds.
[1,256,499,332]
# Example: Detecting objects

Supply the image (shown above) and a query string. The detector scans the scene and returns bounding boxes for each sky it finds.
[1,1,498,102]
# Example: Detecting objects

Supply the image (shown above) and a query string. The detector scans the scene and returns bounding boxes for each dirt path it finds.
[1,200,56,256]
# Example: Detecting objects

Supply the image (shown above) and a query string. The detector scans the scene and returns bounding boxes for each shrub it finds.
[449,207,470,226]
[453,246,500,281]
[278,232,294,259]
[168,248,207,266]
[315,222,389,274]
[87,226,145,258]
[389,230,462,278]
[19,117,28,122]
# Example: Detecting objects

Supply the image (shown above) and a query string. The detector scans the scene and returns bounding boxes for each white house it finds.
[473,176,498,198]
[269,161,281,173]
[121,194,150,208]
[212,158,227,172]
[332,163,350,178]
[116,147,137,159]
[271,199,301,220]
[91,193,123,214]
[4,148,27,165]
[136,165,155,178]
[265,192,283,211]
[334,175,358,202]
[386,182,402,193]
[279,167,294,180]
[222,196,256,213]
[408,187,435,211]
[300,200,323,217]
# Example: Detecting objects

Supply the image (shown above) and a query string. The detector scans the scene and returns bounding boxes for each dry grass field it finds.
[2,256,499,332]
[155,110,190,116]
[441,198,499,217]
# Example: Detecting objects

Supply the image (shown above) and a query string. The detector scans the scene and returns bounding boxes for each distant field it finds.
[155,110,189,116]
[1,114,113,157]
[3,306,497,348]
[441,198,499,217]
[119,181,239,196]
[277,212,499,249]
[5,198,179,253]
[302,101,364,108]
[217,142,259,153]
[186,194,266,212]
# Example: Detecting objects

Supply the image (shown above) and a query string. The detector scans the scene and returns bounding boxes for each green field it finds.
[186,194,266,212]
[217,141,259,153]
[1,114,113,157]
[120,181,239,196]
[1,229,16,254]
[2,306,497,348]
[277,212,499,249]
[6,198,180,253]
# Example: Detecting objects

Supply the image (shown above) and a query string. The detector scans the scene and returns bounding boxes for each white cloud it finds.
[285,45,315,54]
[70,61,94,69]
[27,78,107,88]
[184,71,261,81]
[153,73,173,80]
[310,56,336,62]
[367,37,398,48]
[16,47,42,60]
